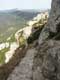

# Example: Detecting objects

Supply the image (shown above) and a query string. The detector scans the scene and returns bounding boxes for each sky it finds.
[0,0,52,10]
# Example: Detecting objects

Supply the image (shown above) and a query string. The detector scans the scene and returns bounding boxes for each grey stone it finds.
[33,40,60,80]
[7,48,37,80]
[38,0,60,45]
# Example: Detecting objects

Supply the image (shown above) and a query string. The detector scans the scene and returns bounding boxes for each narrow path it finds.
[7,48,37,80]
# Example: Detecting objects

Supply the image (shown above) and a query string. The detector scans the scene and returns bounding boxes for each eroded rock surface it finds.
[7,48,37,80]
[33,1,60,79]
[38,0,60,45]
[33,40,60,80]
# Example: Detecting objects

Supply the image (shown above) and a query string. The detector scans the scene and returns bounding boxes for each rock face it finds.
[7,48,37,80]
[15,12,49,46]
[38,0,60,44]
[33,0,60,80]
[5,42,19,63]
[33,40,60,80]
[0,47,27,80]
[49,0,60,32]
[27,12,48,44]
[15,26,32,45]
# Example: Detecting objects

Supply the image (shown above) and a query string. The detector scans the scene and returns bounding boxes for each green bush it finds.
[19,36,26,47]
[0,48,9,64]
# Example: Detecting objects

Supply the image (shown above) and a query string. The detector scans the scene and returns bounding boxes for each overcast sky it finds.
[0,0,52,10]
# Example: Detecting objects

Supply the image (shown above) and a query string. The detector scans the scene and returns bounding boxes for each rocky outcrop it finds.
[15,12,49,46]
[5,42,19,63]
[48,0,60,33]
[15,26,32,46]
[33,40,60,80]
[0,42,9,50]
[7,48,37,80]
[38,0,60,44]
[0,47,27,80]
[33,0,60,80]
[27,12,49,44]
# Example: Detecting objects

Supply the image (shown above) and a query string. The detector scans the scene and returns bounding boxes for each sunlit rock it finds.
[0,42,9,50]
[5,50,14,63]
[15,26,32,45]
[15,12,49,46]
[27,11,49,27]
[27,20,37,26]
[5,42,19,63]
[27,12,49,44]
